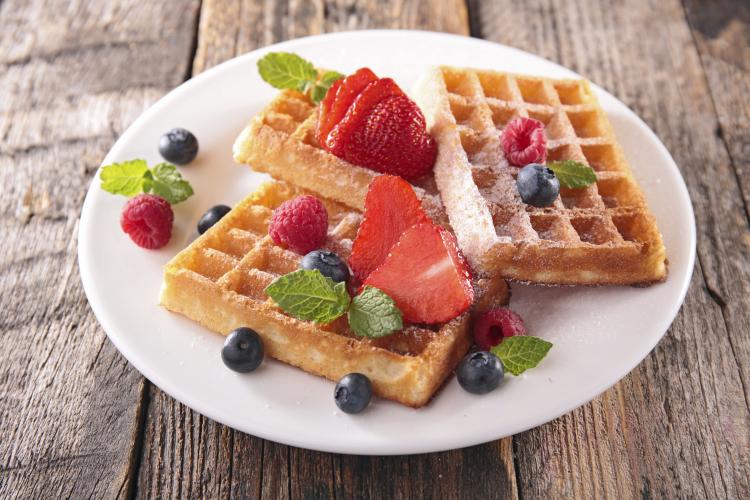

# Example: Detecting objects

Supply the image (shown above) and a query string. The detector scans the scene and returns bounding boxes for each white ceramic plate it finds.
[79,31,695,455]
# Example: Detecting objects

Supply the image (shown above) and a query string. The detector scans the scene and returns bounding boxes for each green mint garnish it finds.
[99,159,150,197]
[265,269,350,323]
[491,336,553,376]
[146,163,194,204]
[99,159,194,204]
[257,53,344,104]
[348,286,403,338]
[546,160,597,189]
[310,84,329,104]
[257,52,317,91]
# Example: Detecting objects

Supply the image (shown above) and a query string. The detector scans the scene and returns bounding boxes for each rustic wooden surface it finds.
[1,0,748,498]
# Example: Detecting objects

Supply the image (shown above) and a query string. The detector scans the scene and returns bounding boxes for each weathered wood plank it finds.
[193,0,469,74]
[138,1,519,499]
[0,0,200,497]
[682,0,750,413]
[472,0,750,497]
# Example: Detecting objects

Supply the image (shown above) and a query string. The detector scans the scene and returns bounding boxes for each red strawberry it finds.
[349,175,429,282]
[317,68,377,145]
[326,79,436,180]
[325,78,404,149]
[363,223,474,324]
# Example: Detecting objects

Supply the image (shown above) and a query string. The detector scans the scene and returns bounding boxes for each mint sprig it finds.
[257,53,344,104]
[99,159,194,204]
[348,286,403,338]
[100,159,150,197]
[491,336,553,375]
[147,163,194,204]
[265,271,404,337]
[265,269,350,323]
[547,160,597,189]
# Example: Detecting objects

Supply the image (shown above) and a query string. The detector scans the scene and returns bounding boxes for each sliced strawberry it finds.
[363,223,474,324]
[325,77,404,151]
[326,84,436,180]
[317,68,378,145]
[349,175,429,282]
[318,78,342,141]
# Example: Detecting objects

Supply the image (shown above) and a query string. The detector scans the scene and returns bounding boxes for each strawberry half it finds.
[325,77,404,151]
[363,222,474,324]
[349,175,429,282]
[317,68,377,145]
[318,68,437,181]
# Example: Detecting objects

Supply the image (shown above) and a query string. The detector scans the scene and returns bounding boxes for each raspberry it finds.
[268,195,328,255]
[120,194,173,249]
[473,308,526,350]
[501,117,547,167]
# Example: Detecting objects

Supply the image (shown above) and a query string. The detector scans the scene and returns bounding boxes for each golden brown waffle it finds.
[232,89,448,225]
[413,66,667,285]
[160,181,509,408]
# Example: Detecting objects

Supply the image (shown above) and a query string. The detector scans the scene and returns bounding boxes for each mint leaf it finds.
[265,269,350,323]
[547,160,597,189]
[310,70,345,104]
[148,163,194,204]
[99,159,195,204]
[257,53,344,104]
[310,85,329,104]
[320,70,344,86]
[257,52,317,92]
[491,336,553,376]
[348,286,403,338]
[100,159,149,197]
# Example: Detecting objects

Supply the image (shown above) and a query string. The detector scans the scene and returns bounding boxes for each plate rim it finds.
[78,29,697,455]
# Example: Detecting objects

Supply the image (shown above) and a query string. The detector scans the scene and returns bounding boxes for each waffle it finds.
[160,181,509,408]
[413,66,667,286]
[232,89,448,225]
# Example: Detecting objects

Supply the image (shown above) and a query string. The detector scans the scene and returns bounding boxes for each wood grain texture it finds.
[192,0,469,74]
[0,0,199,497]
[682,0,750,409]
[472,0,750,497]
[137,1,516,499]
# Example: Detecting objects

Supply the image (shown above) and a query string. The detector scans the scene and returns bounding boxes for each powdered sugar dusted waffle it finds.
[413,66,667,285]
[160,181,509,407]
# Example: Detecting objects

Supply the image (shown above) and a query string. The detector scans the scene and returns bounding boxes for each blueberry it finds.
[334,373,372,414]
[457,351,504,394]
[197,205,231,234]
[300,250,350,283]
[159,128,199,165]
[222,327,264,373]
[516,163,560,207]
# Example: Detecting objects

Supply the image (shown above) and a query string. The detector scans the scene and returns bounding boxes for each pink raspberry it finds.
[473,308,526,350]
[501,117,547,167]
[120,194,173,249]
[269,195,328,254]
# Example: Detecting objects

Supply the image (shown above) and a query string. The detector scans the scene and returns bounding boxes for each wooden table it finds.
[2,0,749,498]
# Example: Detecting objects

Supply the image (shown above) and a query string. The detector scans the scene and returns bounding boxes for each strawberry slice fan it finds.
[349,175,474,325]
[317,68,437,181]
[349,175,430,282]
